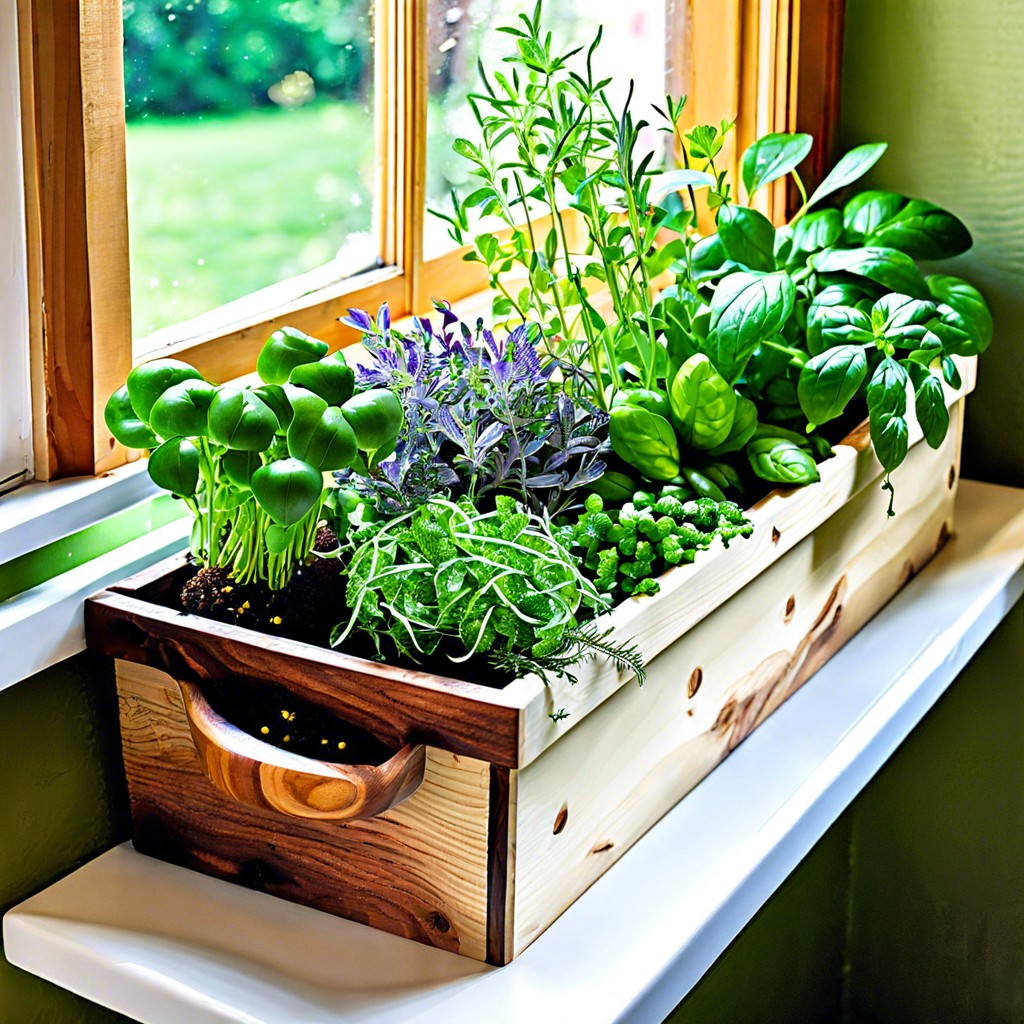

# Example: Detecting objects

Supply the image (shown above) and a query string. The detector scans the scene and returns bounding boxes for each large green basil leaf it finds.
[914,372,949,450]
[149,379,218,440]
[147,437,200,498]
[689,233,735,282]
[791,209,843,256]
[805,142,888,211]
[741,133,813,195]
[842,190,905,243]
[717,205,776,272]
[815,306,874,352]
[251,457,323,527]
[870,411,909,473]
[707,395,758,455]
[806,284,869,354]
[707,271,796,383]
[104,386,158,449]
[926,274,993,355]
[866,356,909,418]
[810,247,930,300]
[668,354,737,450]
[871,292,937,346]
[798,345,869,426]
[866,199,972,260]
[208,388,279,451]
[866,357,910,474]
[609,406,680,482]
[746,436,820,485]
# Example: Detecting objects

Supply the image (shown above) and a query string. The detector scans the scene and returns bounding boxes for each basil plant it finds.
[439,3,990,514]
[104,327,403,589]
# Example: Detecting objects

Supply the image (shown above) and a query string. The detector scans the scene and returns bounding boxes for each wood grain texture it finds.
[17,0,133,479]
[118,662,492,960]
[509,401,963,957]
[87,591,524,767]
[89,360,974,772]
[178,681,426,822]
[508,360,975,767]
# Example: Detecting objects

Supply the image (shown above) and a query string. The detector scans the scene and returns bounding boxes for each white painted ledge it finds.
[6,480,1024,1024]
[0,517,189,692]
[0,461,159,564]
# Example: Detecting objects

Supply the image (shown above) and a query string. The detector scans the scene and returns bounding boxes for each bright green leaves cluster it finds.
[103,327,404,589]
[333,496,611,677]
[558,492,753,603]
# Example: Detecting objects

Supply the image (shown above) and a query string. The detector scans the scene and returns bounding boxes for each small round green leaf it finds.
[256,327,329,385]
[149,379,218,439]
[208,388,279,451]
[746,436,820,485]
[288,351,356,405]
[126,359,203,423]
[104,386,158,449]
[251,458,323,527]
[340,389,404,451]
[147,437,200,497]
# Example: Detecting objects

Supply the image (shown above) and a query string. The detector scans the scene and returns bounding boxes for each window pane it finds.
[124,0,378,342]
[424,0,668,258]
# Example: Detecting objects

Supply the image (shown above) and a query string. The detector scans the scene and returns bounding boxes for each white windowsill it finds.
[5,479,1024,1024]
[0,460,159,564]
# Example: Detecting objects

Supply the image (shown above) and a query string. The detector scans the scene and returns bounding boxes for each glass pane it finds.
[424,0,668,258]
[123,0,378,341]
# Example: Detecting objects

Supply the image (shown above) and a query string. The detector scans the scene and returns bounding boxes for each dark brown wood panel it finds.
[87,590,524,767]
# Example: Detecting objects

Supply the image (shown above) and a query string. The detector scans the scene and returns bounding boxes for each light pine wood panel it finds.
[117,662,493,961]
[510,403,962,956]
[17,0,133,479]
[508,359,975,767]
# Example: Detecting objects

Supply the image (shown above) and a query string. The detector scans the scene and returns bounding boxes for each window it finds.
[15,0,844,480]
[2,0,32,493]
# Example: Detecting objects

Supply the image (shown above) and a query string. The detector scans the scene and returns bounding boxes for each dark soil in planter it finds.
[201,677,395,765]
[180,526,345,646]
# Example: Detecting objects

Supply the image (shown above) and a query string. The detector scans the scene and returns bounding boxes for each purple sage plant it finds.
[336,301,609,516]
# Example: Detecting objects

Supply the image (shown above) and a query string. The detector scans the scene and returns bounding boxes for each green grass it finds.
[125,102,375,338]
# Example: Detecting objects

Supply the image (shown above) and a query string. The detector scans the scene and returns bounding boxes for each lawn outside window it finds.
[14,0,844,483]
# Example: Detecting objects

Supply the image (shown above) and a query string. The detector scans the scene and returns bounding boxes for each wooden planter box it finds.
[86,365,973,966]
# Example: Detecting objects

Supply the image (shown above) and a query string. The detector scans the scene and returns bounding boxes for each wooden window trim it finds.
[17,0,844,480]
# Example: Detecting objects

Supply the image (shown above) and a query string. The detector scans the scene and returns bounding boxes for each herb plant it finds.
[336,302,607,517]
[104,327,403,589]
[332,495,644,687]
[438,2,991,514]
[557,493,753,602]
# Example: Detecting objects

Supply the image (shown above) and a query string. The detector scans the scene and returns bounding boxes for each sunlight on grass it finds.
[126,102,375,339]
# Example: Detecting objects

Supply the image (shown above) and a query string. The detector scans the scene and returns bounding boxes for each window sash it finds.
[16,0,845,480]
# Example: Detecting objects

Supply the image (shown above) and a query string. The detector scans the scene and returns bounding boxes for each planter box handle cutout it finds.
[179,680,426,822]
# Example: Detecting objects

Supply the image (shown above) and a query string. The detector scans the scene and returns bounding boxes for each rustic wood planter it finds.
[86,364,973,965]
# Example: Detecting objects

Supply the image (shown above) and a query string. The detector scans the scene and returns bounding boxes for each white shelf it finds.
[6,479,1024,1024]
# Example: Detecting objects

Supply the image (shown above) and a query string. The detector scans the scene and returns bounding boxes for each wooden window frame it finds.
[16,0,844,481]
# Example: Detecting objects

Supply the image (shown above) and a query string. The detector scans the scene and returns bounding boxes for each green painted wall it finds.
[845,604,1024,1022]
[668,813,852,1024]
[842,0,1024,488]
[0,655,132,1023]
